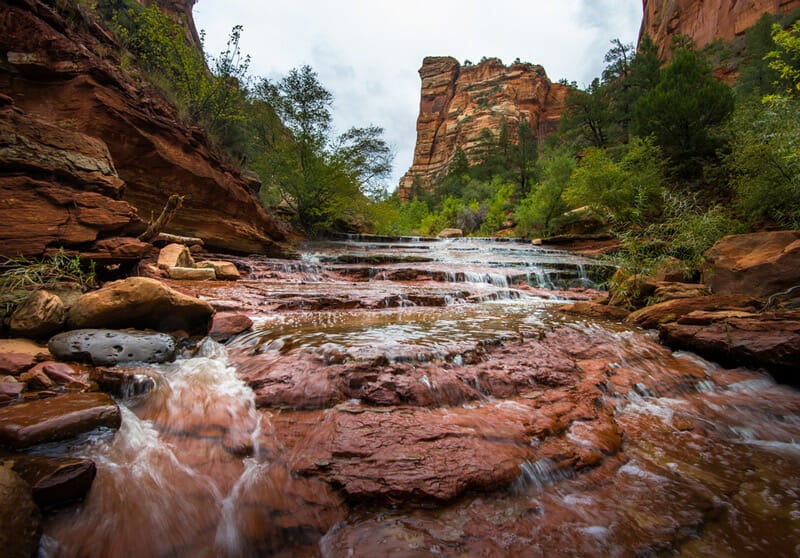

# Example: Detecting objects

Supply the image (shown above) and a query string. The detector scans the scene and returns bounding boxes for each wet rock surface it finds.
[0,392,120,449]
[28,238,800,557]
[49,329,176,366]
[3,454,96,508]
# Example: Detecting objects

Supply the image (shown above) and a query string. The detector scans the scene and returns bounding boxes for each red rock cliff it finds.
[640,0,800,58]
[0,0,286,257]
[398,57,567,199]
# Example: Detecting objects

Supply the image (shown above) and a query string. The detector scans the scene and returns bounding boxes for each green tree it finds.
[514,151,575,237]
[559,77,614,148]
[728,96,800,227]
[563,138,666,226]
[736,13,781,98]
[635,45,734,178]
[767,19,800,96]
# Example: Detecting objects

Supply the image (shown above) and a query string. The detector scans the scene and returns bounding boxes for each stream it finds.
[38,237,800,557]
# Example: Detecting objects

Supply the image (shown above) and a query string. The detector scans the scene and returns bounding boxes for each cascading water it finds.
[35,237,800,557]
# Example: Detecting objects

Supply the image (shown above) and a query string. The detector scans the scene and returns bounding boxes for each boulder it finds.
[660,310,800,382]
[210,313,253,342]
[9,290,66,338]
[0,466,40,558]
[4,454,96,508]
[67,277,214,334]
[627,294,763,329]
[157,243,194,270]
[48,329,176,366]
[197,260,240,280]
[703,231,800,298]
[168,266,216,281]
[437,228,463,238]
[89,366,156,398]
[0,392,121,450]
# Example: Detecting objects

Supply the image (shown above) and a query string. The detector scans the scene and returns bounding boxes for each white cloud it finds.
[193,0,643,191]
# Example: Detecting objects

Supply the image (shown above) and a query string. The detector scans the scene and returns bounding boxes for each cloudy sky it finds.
[193,1,643,192]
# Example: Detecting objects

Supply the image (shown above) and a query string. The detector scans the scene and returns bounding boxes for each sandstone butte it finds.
[641,0,800,59]
[397,57,567,199]
[0,0,286,258]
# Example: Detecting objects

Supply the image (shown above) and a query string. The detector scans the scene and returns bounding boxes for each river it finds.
[38,237,800,557]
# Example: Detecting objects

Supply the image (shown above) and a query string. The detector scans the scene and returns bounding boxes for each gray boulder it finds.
[49,329,176,366]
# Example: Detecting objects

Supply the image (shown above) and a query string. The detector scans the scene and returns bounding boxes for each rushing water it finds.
[38,237,800,557]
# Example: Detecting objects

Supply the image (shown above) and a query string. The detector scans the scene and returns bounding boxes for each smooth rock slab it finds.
[0,392,121,449]
[4,454,96,508]
[49,329,176,366]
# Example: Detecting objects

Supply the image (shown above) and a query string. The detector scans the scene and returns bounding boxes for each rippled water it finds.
[37,238,800,557]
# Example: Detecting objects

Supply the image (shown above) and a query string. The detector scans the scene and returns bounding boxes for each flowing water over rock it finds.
[37,238,800,557]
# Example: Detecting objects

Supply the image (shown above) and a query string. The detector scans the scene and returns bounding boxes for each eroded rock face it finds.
[398,57,567,197]
[703,230,800,299]
[0,0,286,256]
[0,105,139,257]
[640,0,800,58]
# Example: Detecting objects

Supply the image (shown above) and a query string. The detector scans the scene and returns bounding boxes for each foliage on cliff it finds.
[91,1,393,235]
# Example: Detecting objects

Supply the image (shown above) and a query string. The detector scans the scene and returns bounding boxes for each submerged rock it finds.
[0,392,120,450]
[48,329,176,366]
[0,466,40,558]
[89,366,157,398]
[67,277,214,334]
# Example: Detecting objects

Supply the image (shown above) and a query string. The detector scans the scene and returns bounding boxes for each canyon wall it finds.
[398,57,567,199]
[0,0,286,257]
[640,0,800,58]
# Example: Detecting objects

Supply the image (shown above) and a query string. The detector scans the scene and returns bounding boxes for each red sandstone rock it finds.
[67,276,214,334]
[398,57,567,197]
[660,310,800,378]
[0,353,37,376]
[640,0,800,59]
[702,230,800,299]
[4,454,97,508]
[0,392,121,449]
[0,0,287,256]
[626,294,763,329]
[210,313,253,342]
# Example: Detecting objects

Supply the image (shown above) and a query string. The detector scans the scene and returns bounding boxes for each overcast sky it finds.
[194,1,643,192]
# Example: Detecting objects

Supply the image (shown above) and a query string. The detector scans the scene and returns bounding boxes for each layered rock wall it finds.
[640,0,800,58]
[398,57,567,199]
[0,0,285,257]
